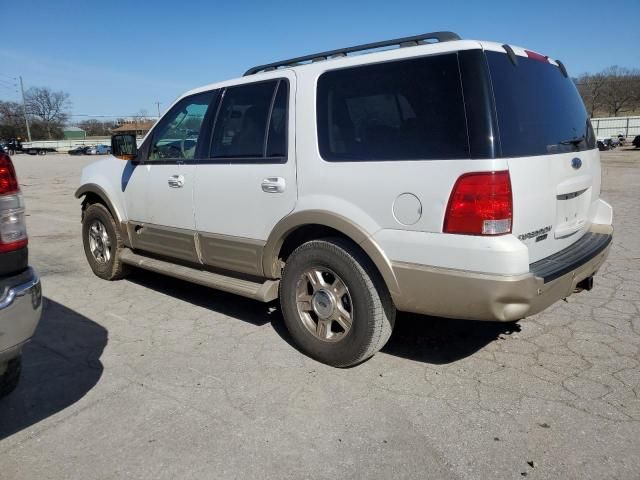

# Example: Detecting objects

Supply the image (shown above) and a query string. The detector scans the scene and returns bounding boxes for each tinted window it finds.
[317,53,469,161]
[266,81,288,157]
[210,80,285,159]
[487,51,596,157]
[149,91,214,161]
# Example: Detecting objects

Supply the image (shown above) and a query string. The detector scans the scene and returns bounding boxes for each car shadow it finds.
[126,269,280,328]
[382,313,520,364]
[0,298,107,440]
[126,269,520,366]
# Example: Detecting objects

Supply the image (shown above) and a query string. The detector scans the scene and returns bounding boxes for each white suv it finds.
[76,31,613,367]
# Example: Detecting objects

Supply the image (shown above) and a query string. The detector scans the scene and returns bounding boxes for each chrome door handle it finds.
[261,177,286,193]
[168,174,184,188]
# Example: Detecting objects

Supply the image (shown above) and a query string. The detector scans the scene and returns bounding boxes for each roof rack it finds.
[243,31,461,76]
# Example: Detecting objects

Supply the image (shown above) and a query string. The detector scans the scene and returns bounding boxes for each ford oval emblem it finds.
[571,158,582,170]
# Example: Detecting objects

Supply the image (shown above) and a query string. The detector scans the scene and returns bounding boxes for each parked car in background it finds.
[87,144,111,155]
[68,146,92,155]
[597,138,617,150]
[633,135,640,149]
[0,152,42,397]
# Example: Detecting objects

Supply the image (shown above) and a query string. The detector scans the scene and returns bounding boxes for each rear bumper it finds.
[391,225,612,321]
[0,267,42,363]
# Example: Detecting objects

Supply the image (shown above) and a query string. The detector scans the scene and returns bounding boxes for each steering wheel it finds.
[162,144,182,159]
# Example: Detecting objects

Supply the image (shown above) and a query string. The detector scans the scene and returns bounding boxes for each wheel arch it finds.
[263,210,400,298]
[75,183,128,242]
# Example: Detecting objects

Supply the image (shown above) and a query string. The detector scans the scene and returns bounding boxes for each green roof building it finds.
[63,126,86,140]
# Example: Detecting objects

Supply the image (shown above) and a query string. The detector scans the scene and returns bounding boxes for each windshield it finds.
[486,51,595,157]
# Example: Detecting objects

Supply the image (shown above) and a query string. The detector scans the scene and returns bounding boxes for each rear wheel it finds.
[0,357,21,398]
[82,203,129,280]
[280,238,395,367]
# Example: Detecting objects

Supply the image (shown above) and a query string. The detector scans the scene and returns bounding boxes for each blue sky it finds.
[1,0,638,121]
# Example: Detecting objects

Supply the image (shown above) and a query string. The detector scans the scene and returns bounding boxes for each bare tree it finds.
[0,101,27,139]
[575,66,640,117]
[132,109,149,123]
[77,119,116,137]
[601,66,640,117]
[24,87,70,139]
[576,73,608,117]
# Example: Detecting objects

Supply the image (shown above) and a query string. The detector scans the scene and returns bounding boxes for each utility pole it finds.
[19,76,32,142]
[155,101,161,119]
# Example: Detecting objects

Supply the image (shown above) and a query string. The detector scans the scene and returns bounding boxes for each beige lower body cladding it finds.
[391,232,612,322]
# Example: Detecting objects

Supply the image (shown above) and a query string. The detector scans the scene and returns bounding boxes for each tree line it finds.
[0,87,71,140]
[575,66,640,118]
[0,86,152,141]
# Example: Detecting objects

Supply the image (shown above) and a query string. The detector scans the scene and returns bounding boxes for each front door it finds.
[193,74,297,276]
[125,90,216,264]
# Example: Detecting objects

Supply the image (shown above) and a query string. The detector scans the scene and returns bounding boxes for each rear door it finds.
[193,74,296,276]
[485,49,600,262]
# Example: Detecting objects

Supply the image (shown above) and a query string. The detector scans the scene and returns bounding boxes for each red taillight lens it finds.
[443,171,513,236]
[0,152,28,252]
[0,238,28,253]
[0,153,19,195]
[525,50,548,62]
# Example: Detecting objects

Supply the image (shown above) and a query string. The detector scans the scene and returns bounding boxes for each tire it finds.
[82,203,129,280]
[280,238,395,367]
[0,357,22,398]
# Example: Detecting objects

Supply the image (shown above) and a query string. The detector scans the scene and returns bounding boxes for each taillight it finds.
[443,171,512,236]
[0,152,19,195]
[0,153,28,252]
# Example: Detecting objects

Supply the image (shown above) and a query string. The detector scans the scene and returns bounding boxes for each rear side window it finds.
[487,51,596,157]
[210,79,288,161]
[317,53,469,161]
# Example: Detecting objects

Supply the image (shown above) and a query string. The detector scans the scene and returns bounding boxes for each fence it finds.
[592,116,640,140]
[22,136,145,152]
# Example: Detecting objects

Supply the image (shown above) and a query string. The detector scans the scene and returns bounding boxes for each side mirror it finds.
[111,134,138,161]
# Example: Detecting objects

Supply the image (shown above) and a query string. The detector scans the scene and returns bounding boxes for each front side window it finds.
[149,91,214,161]
[210,80,288,161]
[317,53,469,161]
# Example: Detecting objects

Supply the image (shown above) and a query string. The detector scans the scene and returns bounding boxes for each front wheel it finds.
[280,238,395,367]
[82,203,129,280]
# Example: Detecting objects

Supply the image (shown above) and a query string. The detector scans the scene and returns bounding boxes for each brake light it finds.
[0,153,19,195]
[443,171,512,236]
[0,152,28,252]
[525,50,548,62]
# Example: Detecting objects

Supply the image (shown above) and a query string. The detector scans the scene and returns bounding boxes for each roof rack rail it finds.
[243,31,461,76]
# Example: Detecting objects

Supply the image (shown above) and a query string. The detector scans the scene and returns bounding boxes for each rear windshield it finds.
[317,53,469,161]
[486,51,595,157]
